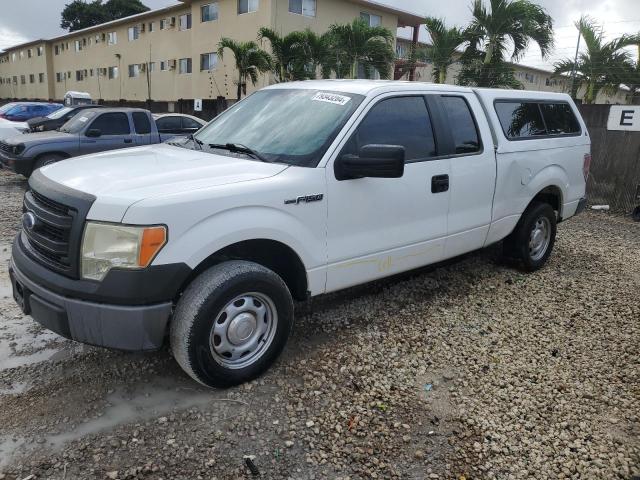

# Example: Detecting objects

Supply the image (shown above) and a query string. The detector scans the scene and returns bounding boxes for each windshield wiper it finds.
[208,143,270,163]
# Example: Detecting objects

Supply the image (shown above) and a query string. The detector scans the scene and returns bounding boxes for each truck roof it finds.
[265,80,574,103]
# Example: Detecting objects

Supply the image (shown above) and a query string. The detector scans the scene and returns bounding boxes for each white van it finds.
[9,80,590,387]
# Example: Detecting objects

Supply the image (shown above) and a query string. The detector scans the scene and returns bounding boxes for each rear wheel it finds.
[503,202,557,271]
[170,260,294,388]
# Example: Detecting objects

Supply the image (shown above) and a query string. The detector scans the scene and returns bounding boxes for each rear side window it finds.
[495,101,546,139]
[156,116,182,132]
[90,113,130,135]
[344,96,436,162]
[182,117,203,129]
[132,112,152,134]
[540,103,580,135]
[440,96,481,154]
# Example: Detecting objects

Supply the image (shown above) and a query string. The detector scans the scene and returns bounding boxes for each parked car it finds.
[0,102,63,122]
[26,104,103,132]
[154,113,206,140]
[8,81,590,388]
[0,108,203,177]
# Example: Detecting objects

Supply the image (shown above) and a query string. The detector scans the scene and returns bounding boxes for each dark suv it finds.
[27,105,103,132]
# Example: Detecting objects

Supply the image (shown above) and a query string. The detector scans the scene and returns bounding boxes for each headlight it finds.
[81,222,167,281]
[12,144,25,155]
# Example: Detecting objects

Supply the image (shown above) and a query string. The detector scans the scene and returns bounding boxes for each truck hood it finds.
[38,144,289,221]
[4,130,76,146]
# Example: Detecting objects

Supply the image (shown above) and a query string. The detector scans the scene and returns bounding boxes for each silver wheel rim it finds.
[529,216,551,261]
[209,292,277,369]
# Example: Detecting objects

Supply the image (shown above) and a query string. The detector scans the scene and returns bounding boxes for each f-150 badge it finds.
[284,194,324,205]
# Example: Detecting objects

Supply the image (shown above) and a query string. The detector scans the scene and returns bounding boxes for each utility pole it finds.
[569,25,581,100]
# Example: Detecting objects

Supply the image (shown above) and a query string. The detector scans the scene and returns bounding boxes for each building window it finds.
[37,46,44,56]
[179,13,192,30]
[11,53,16,62]
[128,64,140,77]
[108,66,119,79]
[19,51,24,59]
[12,76,17,85]
[238,0,258,14]
[27,49,32,58]
[200,52,218,71]
[160,19,168,30]
[75,40,82,52]
[29,74,35,84]
[289,0,315,16]
[39,73,45,83]
[128,26,140,41]
[107,32,117,45]
[160,60,168,71]
[76,70,84,81]
[20,75,26,85]
[149,22,155,32]
[201,3,219,22]
[56,72,63,82]
[179,58,192,74]
[360,12,381,26]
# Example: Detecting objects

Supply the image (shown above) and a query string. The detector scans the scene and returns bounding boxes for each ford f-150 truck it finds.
[8,80,590,388]
[0,108,205,177]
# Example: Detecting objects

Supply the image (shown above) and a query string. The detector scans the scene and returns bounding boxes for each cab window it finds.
[342,96,437,162]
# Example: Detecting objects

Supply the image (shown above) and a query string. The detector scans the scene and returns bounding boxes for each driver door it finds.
[80,112,134,155]
[325,94,450,292]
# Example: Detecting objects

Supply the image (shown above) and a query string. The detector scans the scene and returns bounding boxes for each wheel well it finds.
[531,186,563,218]
[181,239,309,301]
[35,151,70,161]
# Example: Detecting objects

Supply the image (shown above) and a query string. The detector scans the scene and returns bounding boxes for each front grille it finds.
[0,141,11,154]
[22,189,75,275]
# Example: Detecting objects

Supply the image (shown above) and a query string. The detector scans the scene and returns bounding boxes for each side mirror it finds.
[86,128,102,138]
[335,144,405,181]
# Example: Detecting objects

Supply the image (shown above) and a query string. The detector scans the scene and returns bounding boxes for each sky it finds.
[0,0,638,71]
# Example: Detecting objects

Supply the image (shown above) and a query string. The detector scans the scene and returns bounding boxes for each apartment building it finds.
[0,0,423,102]
[395,37,632,104]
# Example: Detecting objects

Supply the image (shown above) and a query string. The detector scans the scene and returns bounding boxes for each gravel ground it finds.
[0,168,638,479]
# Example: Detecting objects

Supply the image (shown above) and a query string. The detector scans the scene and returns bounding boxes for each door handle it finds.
[431,174,449,193]
[124,138,133,144]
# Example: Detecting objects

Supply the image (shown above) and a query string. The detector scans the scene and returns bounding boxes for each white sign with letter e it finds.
[607,106,640,131]
[194,99,203,112]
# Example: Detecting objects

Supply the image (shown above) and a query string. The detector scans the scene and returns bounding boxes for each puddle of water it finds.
[0,315,67,371]
[0,381,29,396]
[0,376,244,468]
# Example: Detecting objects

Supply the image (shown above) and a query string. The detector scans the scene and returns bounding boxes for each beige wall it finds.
[0,0,400,102]
[0,42,53,100]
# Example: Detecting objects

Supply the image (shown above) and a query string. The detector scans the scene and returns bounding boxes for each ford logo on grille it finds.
[22,212,37,231]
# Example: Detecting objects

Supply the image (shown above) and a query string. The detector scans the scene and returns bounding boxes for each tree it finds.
[61,0,149,32]
[258,27,308,82]
[60,0,108,32]
[458,0,554,88]
[217,38,272,100]
[554,17,640,104]
[325,18,396,79]
[423,17,466,83]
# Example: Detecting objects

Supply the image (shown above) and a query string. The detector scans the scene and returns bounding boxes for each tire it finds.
[170,260,294,388]
[33,154,65,172]
[503,202,557,272]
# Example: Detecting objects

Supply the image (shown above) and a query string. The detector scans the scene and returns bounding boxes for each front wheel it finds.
[33,153,65,173]
[170,260,294,388]
[503,202,557,271]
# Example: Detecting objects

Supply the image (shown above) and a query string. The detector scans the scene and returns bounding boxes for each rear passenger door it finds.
[437,94,496,258]
[132,112,153,145]
[325,93,450,292]
[156,116,184,142]
[81,112,134,155]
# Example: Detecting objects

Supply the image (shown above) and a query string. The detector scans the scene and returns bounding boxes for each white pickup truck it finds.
[9,80,590,388]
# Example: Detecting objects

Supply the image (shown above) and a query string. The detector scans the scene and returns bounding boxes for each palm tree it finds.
[325,18,396,79]
[299,29,332,79]
[258,27,308,82]
[217,38,272,100]
[459,0,554,88]
[423,17,466,83]
[554,17,640,104]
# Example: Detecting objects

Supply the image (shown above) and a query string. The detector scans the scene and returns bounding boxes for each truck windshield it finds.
[47,107,74,120]
[59,110,99,133]
[194,89,364,167]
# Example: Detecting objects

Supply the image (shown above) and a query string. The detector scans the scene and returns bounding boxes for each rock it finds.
[106,472,118,480]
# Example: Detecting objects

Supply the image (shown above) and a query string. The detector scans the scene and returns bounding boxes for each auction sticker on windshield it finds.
[312,92,351,106]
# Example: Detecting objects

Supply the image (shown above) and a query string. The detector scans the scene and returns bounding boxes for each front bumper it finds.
[9,258,172,351]
[0,151,33,176]
[10,234,192,351]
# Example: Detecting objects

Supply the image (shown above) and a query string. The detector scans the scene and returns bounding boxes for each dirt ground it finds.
[0,169,638,479]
